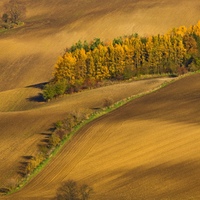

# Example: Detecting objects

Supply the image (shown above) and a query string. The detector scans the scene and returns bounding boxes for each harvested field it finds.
[2,74,200,200]
[0,78,170,192]
[0,0,200,91]
[0,0,200,199]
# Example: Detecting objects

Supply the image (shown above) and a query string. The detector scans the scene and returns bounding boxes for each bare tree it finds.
[79,184,93,200]
[2,0,26,25]
[56,180,93,200]
[103,97,114,108]
[56,180,79,200]
[2,13,9,23]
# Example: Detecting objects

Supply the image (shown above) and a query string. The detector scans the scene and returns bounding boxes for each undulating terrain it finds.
[1,0,200,90]
[5,74,200,200]
[0,0,200,199]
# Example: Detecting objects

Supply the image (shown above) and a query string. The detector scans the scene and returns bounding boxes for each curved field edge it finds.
[3,73,190,196]
[0,75,176,190]
[0,74,171,112]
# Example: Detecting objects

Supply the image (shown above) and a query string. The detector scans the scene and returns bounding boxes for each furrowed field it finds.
[0,0,200,199]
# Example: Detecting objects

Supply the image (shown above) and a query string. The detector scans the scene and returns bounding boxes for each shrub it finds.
[43,83,56,101]
[55,121,64,129]
[62,114,77,132]
[38,144,50,156]
[103,97,114,108]
[54,129,66,140]
[70,109,91,123]
[176,66,188,75]
[55,80,67,96]
[49,132,61,147]
[26,154,44,174]
[79,184,93,200]
[43,80,68,101]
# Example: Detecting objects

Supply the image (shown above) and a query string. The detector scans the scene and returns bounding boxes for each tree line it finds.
[43,21,200,100]
[18,110,91,178]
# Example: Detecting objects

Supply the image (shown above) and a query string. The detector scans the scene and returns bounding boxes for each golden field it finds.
[4,74,200,200]
[0,0,200,199]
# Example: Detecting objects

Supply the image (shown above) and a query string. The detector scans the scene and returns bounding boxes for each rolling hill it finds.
[4,73,200,200]
[0,0,200,91]
[0,0,200,199]
[0,77,170,194]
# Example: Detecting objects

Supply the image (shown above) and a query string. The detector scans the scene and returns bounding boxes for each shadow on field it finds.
[40,132,52,137]
[26,82,47,103]
[26,93,44,102]
[110,74,200,126]
[89,160,200,199]
[26,82,47,89]
[0,187,10,194]
[91,107,101,110]
[17,156,34,177]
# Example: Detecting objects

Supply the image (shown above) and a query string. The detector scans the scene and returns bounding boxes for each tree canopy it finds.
[43,21,200,100]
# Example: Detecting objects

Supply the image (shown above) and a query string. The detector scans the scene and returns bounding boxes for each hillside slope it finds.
[0,0,200,199]
[0,77,169,192]
[4,73,200,200]
[0,0,200,91]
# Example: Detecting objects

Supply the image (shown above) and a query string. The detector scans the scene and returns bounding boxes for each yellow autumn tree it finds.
[48,20,200,99]
[73,48,87,87]
[54,52,77,85]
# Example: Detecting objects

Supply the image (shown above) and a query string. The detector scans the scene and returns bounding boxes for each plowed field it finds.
[3,74,200,200]
[0,78,170,193]
[0,0,200,199]
[0,0,200,91]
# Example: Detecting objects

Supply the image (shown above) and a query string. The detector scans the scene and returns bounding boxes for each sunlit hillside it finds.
[0,0,200,91]
[0,1,200,199]
[5,74,200,200]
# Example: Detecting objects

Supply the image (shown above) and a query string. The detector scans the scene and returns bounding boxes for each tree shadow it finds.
[22,155,34,160]
[26,82,47,103]
[88,160,200,199]
[26,93,45,103]
[26,82,47,89]
[38,132,52,154]
[41,138,49,143]
[91,107,101,110]
[0,187,10,194]
[17,156,34,177]
[40,132,52,137]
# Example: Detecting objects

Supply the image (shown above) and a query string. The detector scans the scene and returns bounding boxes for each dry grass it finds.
[0,0,200,199]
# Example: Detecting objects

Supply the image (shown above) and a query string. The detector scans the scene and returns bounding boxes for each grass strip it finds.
[4,72,198,195]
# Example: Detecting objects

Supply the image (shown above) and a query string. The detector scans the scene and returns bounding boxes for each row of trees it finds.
[43,21,200,100]
[20,110,91,176]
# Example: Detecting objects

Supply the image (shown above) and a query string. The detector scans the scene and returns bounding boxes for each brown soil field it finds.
[0,77,170,194]
[0,0,200,91]
[2,73,199,200]
[0,0,200,199]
